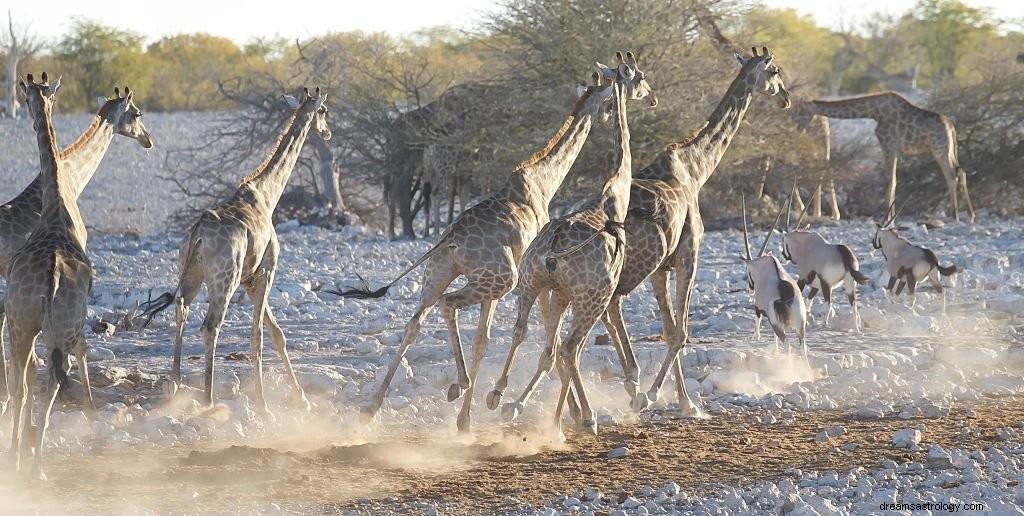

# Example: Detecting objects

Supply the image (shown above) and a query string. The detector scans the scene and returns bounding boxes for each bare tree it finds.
[2,10,42,118]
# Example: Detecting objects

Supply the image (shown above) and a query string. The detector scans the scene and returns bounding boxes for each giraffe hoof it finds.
[446,383,465,402]
[580,420,598,435]
[501,401,524,422]
[358,405,378,424]
[624,379,639,399]
[161,379,180,400]
[678,400,704,418]
[293,392,312,412]
[485,389,504,410]
[631,393,652,412]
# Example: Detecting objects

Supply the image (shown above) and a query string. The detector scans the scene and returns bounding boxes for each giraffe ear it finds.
[575,83,588,98]
[734,52,747,66]
[617,61,635,80]
[283,94,300,108]
[594,62,616,81]
[44,75,62,96]
[96,96,108,108]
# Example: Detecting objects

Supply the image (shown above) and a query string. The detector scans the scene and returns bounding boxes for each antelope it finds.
[741,195,808,361]
[872,202,958,312]
[780,189,870,331]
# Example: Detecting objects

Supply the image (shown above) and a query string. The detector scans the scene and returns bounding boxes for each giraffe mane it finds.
[513,86,597,172]
[60,100,118,159]
[239,98,305,185]
[664,121,710,151]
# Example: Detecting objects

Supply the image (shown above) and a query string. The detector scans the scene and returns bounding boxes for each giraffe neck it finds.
[59,111,118,199]
[1,111,117,238]
[29,92,87,247]
[667,61,761,187]
[808,92,901,120]
[239,104,317,210]
[500,88,603,210]
[600,82,631,222]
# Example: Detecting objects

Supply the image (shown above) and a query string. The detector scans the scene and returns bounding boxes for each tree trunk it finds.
[311,136,351,225]
[5,13,20,119]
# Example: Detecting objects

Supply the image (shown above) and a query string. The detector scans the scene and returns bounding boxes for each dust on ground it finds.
[2,395,1021,514]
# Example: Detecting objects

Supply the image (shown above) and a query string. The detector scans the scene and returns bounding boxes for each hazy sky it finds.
[6,0,1023,45]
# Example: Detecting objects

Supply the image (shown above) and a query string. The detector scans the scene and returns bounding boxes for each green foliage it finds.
[146,33,246,111]
[52,18,153,112]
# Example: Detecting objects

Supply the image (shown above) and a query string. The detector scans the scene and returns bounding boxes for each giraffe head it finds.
[284,87,332,141]
[596,51,658,107]
[96,86,154,149]
[19,72,61,126]
[575,71,616,127]
[733,46,791,109]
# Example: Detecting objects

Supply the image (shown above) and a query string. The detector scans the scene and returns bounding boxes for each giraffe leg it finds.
[0,309,9,418]
[199,281,236,409]
[938,162,960,221]
[441,250,516,402]
[958,168,975,223]
[31,348,63,482]
[488,285,542,411]
[883,152,898,220]
[168,265,202,397]
[503,290,568,422]
[264,308,311,411]
[828,178,841,220]
[455,299,497,433]
[8,324,38,473]
[812,182,823,218]
[558,296,609,435]
[361,257,457,421]
[72,334,97,421]
[602,294,639,400]
[631,269,675,411]
[642,216,703,416]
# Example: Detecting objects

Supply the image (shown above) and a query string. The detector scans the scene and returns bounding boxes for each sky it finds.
[4,0,1023,45]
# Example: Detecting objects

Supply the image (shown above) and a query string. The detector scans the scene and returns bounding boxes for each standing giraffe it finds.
[0,86,153,415]
[487,71,634,436]
[6,73,97,480]
[140,88,330,414]
[791,102,840,220]
[607,47,791,413]
[807,91,975,222]
[335,54,657,433]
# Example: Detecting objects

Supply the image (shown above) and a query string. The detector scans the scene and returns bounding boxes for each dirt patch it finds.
[2,395,1021,514]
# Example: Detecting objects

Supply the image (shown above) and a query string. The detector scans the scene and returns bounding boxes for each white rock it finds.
[607,446,629,459]
[86,346,116,361]
[892,428,922,449]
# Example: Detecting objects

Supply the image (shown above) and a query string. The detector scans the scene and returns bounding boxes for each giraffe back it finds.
[613,176,692,295]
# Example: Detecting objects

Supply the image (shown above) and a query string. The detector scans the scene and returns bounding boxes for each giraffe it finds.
[487,67,635,436]
[139,88,330,414]
[421,140,462,237]
[807,91,976,222]
[0,86,153,415]
[790,102,840,220]
[606,47,791,414]
[334,54,657,433]
[6,72,97,480]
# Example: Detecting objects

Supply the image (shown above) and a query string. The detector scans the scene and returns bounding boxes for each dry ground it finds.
[2,396,1021,514]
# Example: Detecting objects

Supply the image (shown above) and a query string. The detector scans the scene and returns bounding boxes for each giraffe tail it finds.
[325,233,450,299]
[41,264,70,399]
[140,234,203,327]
